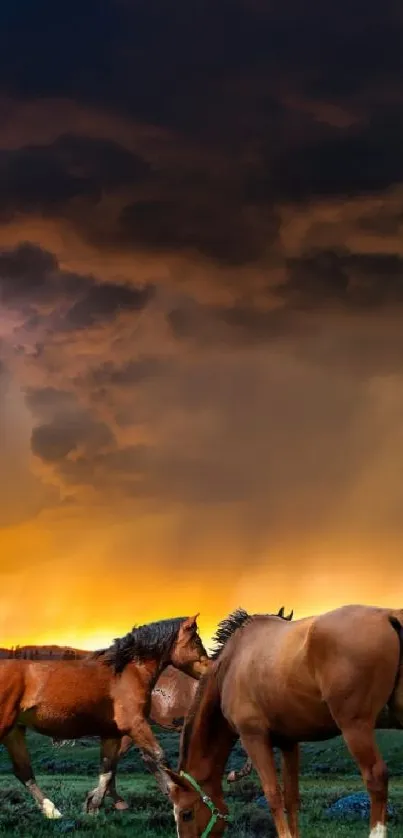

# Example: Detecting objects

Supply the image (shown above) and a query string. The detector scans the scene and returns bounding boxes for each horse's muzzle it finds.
[190,657,211,678]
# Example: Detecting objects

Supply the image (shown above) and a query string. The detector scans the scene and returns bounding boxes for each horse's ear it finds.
[286,610,293,621]
[278,606,285,618]
[182,614,200,631]
[163,767,193,791]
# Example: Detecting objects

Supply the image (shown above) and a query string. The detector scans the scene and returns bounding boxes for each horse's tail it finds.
[388,611,403,663]
[386,611,403,719]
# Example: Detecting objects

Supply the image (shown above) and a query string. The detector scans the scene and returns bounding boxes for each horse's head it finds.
[166,769,228,838]
[170,615,209,679]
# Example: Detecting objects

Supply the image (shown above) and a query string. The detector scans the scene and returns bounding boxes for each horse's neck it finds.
[180,670,235,786]
[130,658,168,691]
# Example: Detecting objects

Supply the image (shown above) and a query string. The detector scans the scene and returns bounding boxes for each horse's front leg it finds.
[85,737,122,815]
[282,744,300,838]
[106,735,133,811]
[128,718,170,796]
[239,728,292,838]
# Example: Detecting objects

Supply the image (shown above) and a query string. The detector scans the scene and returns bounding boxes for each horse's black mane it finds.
[210,605,293,660]
[180,605,293,765]
[91,617,189,674]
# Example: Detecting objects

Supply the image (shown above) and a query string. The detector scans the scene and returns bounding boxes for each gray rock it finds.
[326,792,395,819]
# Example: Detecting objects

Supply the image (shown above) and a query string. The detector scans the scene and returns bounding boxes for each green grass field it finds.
[0,729,402,836]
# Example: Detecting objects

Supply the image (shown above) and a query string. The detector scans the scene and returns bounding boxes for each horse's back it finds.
[0,658,28,688]
[219,605,403,740]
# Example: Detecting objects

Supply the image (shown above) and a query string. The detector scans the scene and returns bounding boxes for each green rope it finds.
[179,771,230,838]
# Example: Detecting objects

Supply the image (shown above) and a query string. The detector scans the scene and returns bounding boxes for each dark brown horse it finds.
[0,615,208,819]
[166,604,403,838]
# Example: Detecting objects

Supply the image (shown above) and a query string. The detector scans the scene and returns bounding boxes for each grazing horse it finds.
[165,604,403,838]
[0,615,208,819]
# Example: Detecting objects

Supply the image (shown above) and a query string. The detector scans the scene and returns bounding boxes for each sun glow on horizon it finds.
[1,535,403,655]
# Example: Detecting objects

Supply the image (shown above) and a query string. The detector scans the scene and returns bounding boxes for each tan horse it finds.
[166,604,403,838]
[0,615,208,819]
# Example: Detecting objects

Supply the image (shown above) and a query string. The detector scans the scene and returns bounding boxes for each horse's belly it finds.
[17,708,120,739]
[224,677,338,743]
[265,698,338,741]
[17,698,119,739]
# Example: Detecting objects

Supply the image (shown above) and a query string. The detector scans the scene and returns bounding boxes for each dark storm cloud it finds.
[283,250,403,310]
[64,281,153,329]
[0,134,151,219]
[30,410,114,464]
[56,442,268,504]
[167,248,403,343]
[116,195,279,264]
[0,137,281,265]
[0,1,402,291]
[0,243,58,302]
[0,242,155,327]
[0,1,402,269]
[253,112,403,203]
[164,247,403,380]
[48,356,373,517]
[26,383,115,465]
[82,357,172,388]
[1,1,402,133]
[24,386,77,417]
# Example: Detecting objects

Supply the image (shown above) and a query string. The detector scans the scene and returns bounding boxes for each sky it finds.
[1,1,403,650]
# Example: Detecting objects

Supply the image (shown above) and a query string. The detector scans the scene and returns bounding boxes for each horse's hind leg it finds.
[341,722,388,837]
[239,728,293,838]
[4,726,62,819]
[85,737,121,815]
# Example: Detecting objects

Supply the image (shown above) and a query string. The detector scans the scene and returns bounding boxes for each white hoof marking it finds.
[369,824,387,838]
[42,798,63,819]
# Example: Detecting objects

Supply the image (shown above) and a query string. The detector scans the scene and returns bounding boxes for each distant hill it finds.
[0,644,90,660]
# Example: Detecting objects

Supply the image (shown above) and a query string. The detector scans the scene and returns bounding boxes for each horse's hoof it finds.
[85,806,99,816]
[42,799,63,819]
[84,796,100,816]
[114,800,129,811]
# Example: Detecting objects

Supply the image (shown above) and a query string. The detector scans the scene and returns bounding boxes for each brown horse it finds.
[0,615,208,819]
[106,606,294,809]
[106,665,201,809]
[166,604,403,838]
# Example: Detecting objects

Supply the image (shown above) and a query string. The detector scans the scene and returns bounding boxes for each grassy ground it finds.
[0,729,402,835]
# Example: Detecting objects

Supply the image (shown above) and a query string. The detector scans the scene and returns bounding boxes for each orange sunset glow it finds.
[1,1,403,660]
